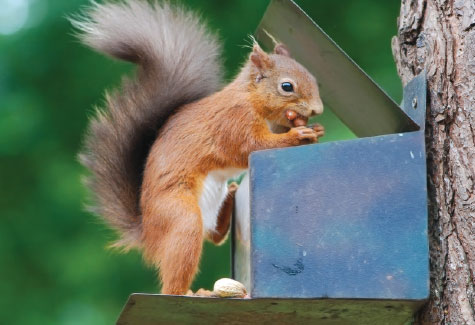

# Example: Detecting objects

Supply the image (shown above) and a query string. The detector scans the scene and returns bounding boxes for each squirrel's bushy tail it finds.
[72,0,222,250]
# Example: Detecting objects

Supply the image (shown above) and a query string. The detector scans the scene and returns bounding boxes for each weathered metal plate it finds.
[117,294,424,325]
[255,0,420,137]
[246,131,428,299]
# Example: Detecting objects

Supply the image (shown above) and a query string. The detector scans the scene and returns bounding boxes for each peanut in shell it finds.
[213,278,247,298]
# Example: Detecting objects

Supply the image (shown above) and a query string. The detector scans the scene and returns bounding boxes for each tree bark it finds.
[392,1,475,324]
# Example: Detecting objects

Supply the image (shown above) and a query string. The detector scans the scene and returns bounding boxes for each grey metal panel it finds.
[117,293,425,325]
[232,173,251,290]
[248,131,429,299]
[255,0,420,136]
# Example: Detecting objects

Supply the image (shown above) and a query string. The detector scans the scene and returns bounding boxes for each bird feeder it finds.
[117,0,429,324]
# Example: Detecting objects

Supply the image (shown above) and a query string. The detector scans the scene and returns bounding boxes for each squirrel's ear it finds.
[250,43,273,70]
[274,43,291,57]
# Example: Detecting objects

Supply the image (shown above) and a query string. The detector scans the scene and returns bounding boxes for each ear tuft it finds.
[274,43,291,57]
[250,43,273,70]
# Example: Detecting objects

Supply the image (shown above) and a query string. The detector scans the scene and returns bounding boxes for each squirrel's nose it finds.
[310,98,324,116]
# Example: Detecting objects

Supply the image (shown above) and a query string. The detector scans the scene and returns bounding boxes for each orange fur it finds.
[75,1,324,295]
[140,44,323,294]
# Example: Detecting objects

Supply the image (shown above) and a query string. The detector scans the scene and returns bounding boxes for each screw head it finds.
[412,97,418,109]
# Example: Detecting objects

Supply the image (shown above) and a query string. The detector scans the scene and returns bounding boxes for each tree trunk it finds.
[392,1,475,324]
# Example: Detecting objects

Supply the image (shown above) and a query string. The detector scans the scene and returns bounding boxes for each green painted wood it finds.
[117,294,423,325]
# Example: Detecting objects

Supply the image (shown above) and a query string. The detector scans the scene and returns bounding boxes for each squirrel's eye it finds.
[281,82,294,92]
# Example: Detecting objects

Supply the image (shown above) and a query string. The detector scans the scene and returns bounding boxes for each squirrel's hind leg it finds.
[141,192,204,295]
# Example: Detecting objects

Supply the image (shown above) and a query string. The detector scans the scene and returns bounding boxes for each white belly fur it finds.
[199,168,245,234]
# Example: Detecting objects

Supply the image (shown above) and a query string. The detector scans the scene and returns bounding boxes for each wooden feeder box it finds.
[117,0,429,324]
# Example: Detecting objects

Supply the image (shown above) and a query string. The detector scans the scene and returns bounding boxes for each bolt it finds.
[412,97,418,109]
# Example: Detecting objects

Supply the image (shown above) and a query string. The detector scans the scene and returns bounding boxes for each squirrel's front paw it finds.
[312,123,325,138]
[290,126,318,144]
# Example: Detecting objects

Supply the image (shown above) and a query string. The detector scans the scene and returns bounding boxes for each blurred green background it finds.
[0,0,402,324]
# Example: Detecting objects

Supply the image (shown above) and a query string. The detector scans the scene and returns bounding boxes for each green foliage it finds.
[0,0,402,324]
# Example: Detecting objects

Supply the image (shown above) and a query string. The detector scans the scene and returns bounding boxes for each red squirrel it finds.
[73,0,324,295]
